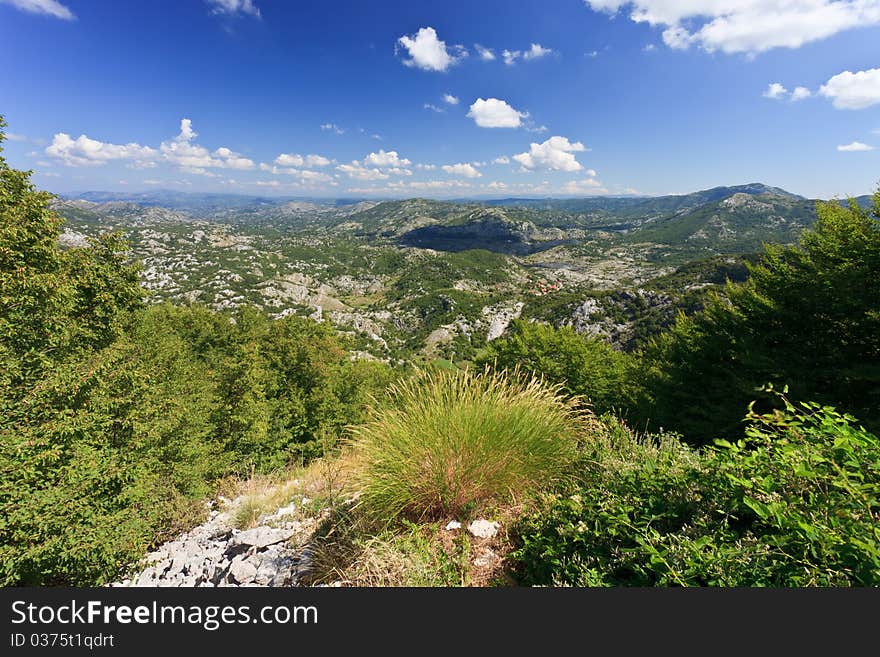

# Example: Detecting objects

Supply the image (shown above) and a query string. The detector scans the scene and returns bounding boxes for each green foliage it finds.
[638,192,880,442]
[351,367,592,522]
[0,119,392,584]
[0,122,141,388]
[512,396,880,586]
[479,320,632,415]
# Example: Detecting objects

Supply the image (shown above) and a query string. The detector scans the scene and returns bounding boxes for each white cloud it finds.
[560,177,607,195]
[467,98,528,128]
[320,123,345,134]
[336,163,389,180]
[522,43,554,60]
[443,93,460,105]
[1,0,75,20]
[407,180,471,190]
[424,103,445,113]
[441,163,482,178]
[126,160,158,170]
[492,156,510,165]
[337,149,413,180]
[416,163,437,170]
[299,170,333,183]
[820,68,880,109]
[837,141,875,152]
[206,0,260,18]
[397,26,466,72]
[275,153,332,167]
[5,132,29,142]
[502,49,520,66]
[584,1,880,55]
[159,119,254,171]
[212,146,254,169]
[513,135,587,172]
[791,86,812,101]
[763,82,788,100]
[260,163,298,174]
[181,167,220,177]
[526,124,549,134]
[46,133,157,167]
[474,44,496,61]
[143,179,163,185]
[363,149,411,167]
[643,44,656,52]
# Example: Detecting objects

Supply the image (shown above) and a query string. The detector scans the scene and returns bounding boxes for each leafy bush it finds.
[351,367,594,522]
[512,395,880,586]
[478,320,632,415]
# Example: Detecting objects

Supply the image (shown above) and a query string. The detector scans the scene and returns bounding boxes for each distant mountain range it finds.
[58,184,873,256]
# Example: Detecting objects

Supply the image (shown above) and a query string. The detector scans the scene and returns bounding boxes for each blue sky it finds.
[1,0,878,199]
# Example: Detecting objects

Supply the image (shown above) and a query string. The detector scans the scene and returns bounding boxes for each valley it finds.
[52,184,839,360]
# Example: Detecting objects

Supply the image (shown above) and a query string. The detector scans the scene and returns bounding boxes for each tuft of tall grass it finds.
[350,366,595,522]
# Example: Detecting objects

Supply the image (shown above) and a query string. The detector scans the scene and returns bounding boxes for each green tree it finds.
[638,191,880,442]
[478,320,632,415]
[0,116,141,389]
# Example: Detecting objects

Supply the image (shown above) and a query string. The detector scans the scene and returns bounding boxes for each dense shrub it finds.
[351,367,594,522]
[512,395,880,586]
[478,320,632,415]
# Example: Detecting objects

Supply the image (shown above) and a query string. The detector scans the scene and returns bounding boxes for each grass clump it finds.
[350,366,594,523]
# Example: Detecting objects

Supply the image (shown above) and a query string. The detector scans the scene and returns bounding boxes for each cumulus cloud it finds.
[416,163,437,170]
[763,82,788,100]
[584,1,880,55]
[363,149,411,167]
[467,98,528,128]
[159,119,255,170]
[837,141,875,151]
[1,0,75,20]
[522,43,554,60]
[560,177,607,195]
[320,123,345,134]
[513,136,587,172]
[502,44,553,65]
[443,93,460,105]
[299,170,334,183]
[336,149,412,180]
[336,163,389,180]
[275,153,332,167]
[424,103,445,113]
[764,82,814,102]
[205,0,260,18]
[441,163,482,178]
[474,44,496,61]
[397,26,466,72]
[492,156,510,165]
[820,68,880,109]
[46,133,157,167]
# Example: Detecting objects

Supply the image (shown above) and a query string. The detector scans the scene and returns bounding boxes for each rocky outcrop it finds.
[112,498,321,588]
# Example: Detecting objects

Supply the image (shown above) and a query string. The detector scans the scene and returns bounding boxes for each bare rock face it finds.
[111,499,317,588]
[231,526,297,550]
[484,302,524,342]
